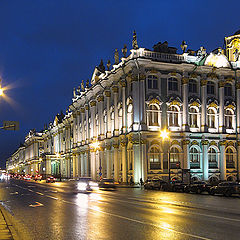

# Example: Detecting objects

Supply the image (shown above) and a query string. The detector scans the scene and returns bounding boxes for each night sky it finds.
[0,0,239,168]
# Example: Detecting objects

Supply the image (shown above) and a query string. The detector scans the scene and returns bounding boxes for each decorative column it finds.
[80,107,85,145]
[72,113,77,148]
[182,140,190,169]
[201,79,208,132]
[85,105,89,144]
[90,148,96,180]
[77,112,81,146]
[106,144,112,178]
[133,140,141,184]
[201,140,209,180]
[113,142,119,182]
[72,154,76,178]
[105,90,112,138]
[141,140,147,182]
[219,141,226,180]
[182,77,189,131]
[77,153,80,178]
[237,83,240,134]
[120,80,127,134]
[120,139,127,183]
[131,74,140,131]
[97,95,104,140]
[219,81,225,133]
[112,86,119,136]
[80,151,85,177]
[139,74,147,130]
[90,100,97,140]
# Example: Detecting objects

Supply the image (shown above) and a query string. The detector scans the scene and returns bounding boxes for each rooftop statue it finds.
[97,59,105,73]
[122,44,127,57]
[132,30,138,50]
[114,49,119,64]
[234,48,239,61]
[197,46,207,56]
[86,79,90,89]
[73,88,76,98]
[77,86,81,94]
[153,41,177,54]
[81,80,85,92]
[107,60,111,70]
[180,40,187,53]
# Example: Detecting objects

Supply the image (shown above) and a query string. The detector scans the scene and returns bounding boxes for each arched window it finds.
[225,109,234,129]
[226,148,235,168]
[189,107,198,128]
[127,104,133,131]
[189,79,197,94]
[207,81,215,95]
[168,106,179,127]
[147,75,158,89]
[147,104,160,127]
[190,147,200,169]
[170,147,180,169]
[149,146,161,169]
[224,83,232,97]
[208,147,218,169]
[207,108,216,128]
[168,77,178,91]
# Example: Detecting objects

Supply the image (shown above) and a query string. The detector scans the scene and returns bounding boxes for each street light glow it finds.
[0,88,3,96]
[56,153,60,158]
[90,141,100,150]
[160,129,170,140]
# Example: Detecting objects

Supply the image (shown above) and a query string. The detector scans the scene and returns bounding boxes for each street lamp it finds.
[160,129,171,182]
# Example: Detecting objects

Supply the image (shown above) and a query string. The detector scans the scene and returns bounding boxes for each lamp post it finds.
[160,129,171,182]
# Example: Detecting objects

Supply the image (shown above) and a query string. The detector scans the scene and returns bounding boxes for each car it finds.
[144,178,167,190]
[98,178,118,189]
[184,181,211,194]
[34,175,42,181]
[210,181,240,197]
[46,176,56,183]
[169,181,188,192]
[77,177,99,193]
[23,174,32,180]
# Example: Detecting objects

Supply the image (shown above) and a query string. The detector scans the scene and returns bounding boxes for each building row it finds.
[6,31,240,183]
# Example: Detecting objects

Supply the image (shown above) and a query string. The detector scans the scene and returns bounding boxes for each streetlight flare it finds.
[160,129,170,140]
[0,88,3,96]
[90,141,100,150]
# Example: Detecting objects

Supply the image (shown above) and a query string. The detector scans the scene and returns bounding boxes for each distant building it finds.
[7,31,240,183]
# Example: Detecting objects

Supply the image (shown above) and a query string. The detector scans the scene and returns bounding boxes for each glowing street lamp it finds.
[55,152,61,181]
[160,129,171,182]
[0,88,3,96]
[90,141,100,150]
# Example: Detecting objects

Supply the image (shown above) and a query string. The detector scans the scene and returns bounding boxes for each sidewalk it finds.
[0,207,13,240]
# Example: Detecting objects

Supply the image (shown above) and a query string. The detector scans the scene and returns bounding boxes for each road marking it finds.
[29,202,44,208]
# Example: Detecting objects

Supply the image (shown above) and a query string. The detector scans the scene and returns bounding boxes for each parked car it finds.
[34,175,42,181]
[210,182,240,197]
[170,181,188,192]
[24,174,32,180]
[144,178,167,190]
[77,177,99,193]
[98,179,118,189]
[46,176,56,183]
[184,181,211,194]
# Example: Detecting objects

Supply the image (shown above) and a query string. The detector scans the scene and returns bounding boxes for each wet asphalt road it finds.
[0,179,240,240]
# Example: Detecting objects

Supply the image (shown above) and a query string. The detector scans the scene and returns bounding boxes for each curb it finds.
[0,203,32,240]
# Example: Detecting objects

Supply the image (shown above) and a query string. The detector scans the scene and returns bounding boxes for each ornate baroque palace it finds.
[7,31,240,183]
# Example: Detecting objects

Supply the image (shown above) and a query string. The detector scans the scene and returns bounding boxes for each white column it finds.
[201,80,208,132]
[90,151,96,180]
[132,76,140,131]
[121,141,127,183]
[133,143,141,184]
[77,154,80,178]
[97,95,104,140]
[121,80,127,134]
[113,144,119,182]
[72,154,76,178]
[112,86,119,136]
[182,77,189,131]
[139,74,147,130]
[141,143,147,182]
[106,145,112,178]
[90,100,97,140]
[80,108,85,144]
[220,142,226,180]
[219,82,225,133]
[85,105,89,144]
[183,140,190,169]
[202,140,209,180]
[105,90,112,138]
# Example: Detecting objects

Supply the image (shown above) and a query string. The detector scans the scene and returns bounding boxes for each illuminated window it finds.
[224,83,232,97]
[207,108,216,128]
[190,147,200,169]
[149,146,161,169]
[189,79,197,94]
[225,109,234,129]
[189,107,198,128]
[147,75,158,89]
[226,148,235,168]
[208,147,218,168]
[207,81,215,95]
[168,77,178,91]
[147,104,160,127]
[168,106,179,127]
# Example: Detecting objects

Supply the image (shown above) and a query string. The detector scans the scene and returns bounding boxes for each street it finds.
[0,179,240,240]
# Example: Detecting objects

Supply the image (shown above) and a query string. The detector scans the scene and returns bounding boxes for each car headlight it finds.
[78,182,88,191]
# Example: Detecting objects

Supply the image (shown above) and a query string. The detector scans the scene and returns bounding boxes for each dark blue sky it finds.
[0,0,239,168]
